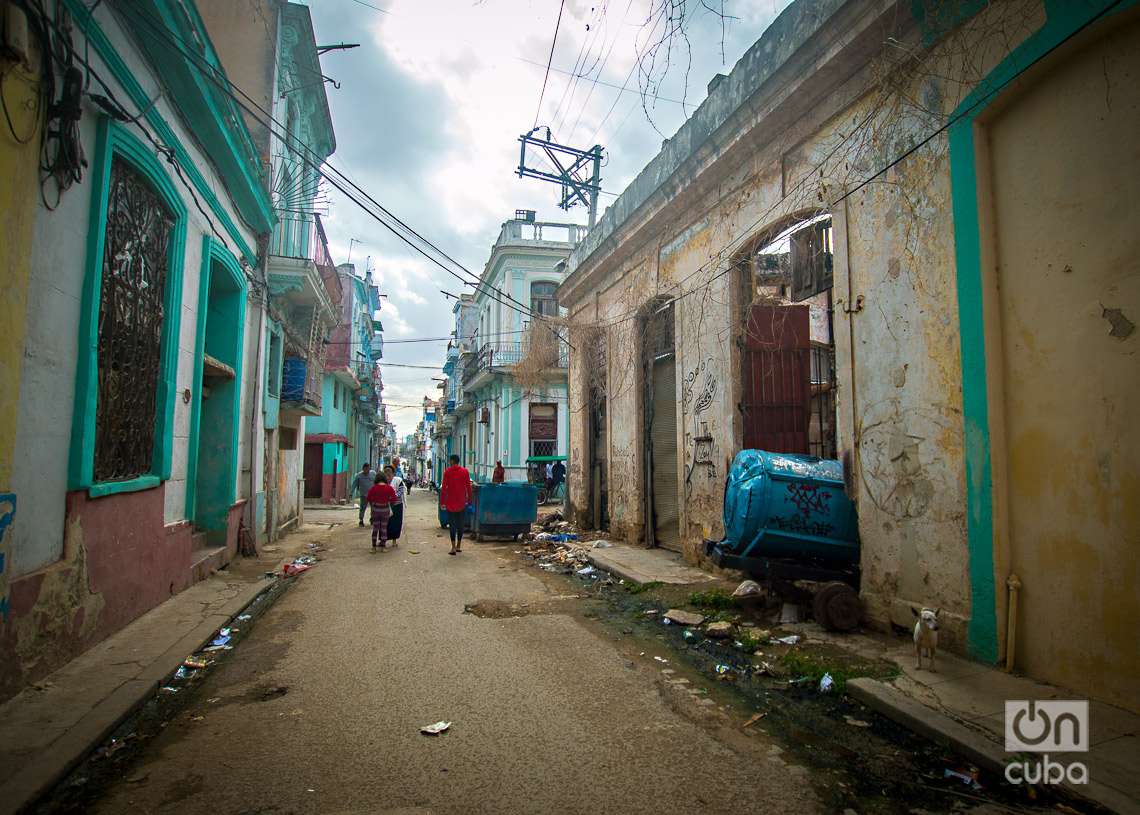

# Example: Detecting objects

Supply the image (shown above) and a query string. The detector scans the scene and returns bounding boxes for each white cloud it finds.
[308,0,793,434]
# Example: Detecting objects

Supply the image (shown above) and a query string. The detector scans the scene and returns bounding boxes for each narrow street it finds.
[72,496,820,814]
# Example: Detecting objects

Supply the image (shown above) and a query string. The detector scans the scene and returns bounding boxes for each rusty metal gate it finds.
[741,304,812,455]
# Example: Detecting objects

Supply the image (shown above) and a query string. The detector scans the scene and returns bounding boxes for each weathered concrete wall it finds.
[559,0,1061,654]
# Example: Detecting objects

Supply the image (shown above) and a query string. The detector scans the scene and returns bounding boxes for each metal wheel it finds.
[813,581,861,632]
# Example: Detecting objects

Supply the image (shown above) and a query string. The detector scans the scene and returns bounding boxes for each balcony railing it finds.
[269,214,334,268]
[461,340,568,387]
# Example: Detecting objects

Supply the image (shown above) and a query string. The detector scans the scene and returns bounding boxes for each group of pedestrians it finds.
[351,455,474,555]
[352,462,408,551]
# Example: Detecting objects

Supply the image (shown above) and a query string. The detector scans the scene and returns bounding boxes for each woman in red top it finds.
[366,472,398,551]
[439,454,473,555]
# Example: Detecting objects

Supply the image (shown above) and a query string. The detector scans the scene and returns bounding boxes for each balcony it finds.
[281,356,322,415]
[268,214,339,327]
[461,340,569,390]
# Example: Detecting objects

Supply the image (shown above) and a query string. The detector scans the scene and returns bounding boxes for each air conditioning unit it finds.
[478,406,490,424]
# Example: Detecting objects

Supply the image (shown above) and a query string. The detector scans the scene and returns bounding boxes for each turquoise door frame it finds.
[948,0,1134,661]
[185,237,247,533]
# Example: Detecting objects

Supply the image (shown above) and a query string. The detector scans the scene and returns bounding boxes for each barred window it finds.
[93,158,174,482]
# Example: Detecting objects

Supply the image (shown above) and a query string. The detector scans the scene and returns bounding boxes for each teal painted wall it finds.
[187,237,246,535]
[305,377,350,436]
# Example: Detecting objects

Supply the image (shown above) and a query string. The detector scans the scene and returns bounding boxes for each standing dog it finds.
[912,607,940,671]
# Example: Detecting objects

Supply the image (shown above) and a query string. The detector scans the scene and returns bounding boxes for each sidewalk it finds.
[585,540,718,586]
[0,519,345,815]
[790,624,1139,815]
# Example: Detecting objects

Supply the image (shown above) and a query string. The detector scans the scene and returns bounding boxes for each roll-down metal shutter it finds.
[651,356,681,551]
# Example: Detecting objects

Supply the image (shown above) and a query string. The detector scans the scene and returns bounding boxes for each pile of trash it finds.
[523,541,589,574]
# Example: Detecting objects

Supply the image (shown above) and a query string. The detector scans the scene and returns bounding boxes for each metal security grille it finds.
[93,158,173,482]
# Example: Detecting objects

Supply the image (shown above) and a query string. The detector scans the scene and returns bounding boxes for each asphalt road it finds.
[89,494,821,814]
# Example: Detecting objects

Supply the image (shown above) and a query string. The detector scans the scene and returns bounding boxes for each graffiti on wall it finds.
[682,357,717,415]
[0,493,15,621]
[684,423,719,500]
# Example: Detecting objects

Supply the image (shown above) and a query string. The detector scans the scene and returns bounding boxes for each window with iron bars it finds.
[93,157,174,482]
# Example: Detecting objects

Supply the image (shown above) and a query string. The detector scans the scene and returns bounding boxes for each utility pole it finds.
[516,128,604,227]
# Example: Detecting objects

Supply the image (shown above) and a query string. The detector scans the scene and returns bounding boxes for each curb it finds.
[1,577,286,815]
[846,678,1133,815]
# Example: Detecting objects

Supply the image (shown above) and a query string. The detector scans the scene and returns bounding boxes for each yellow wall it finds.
[981,15,1140,710]
[0,58,40,488]
[0,49,41,616]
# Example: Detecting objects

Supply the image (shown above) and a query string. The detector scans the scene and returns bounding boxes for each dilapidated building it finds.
[560,0,1138,711]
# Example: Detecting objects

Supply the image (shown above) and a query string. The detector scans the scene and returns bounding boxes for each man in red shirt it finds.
[440,454,473,555]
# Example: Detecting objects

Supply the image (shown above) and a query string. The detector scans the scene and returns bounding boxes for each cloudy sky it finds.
[306,0,791,436]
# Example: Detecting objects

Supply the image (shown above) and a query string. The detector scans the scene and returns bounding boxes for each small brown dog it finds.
[912,607,940,671]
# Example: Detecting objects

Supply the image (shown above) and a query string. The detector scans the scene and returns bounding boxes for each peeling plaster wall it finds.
[559,0,1059,654]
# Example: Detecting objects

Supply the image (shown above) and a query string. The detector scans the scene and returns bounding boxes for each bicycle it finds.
[535,481,566,506]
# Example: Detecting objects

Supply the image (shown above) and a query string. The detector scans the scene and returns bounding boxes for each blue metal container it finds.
[470,482,538,540]
[717,450,858,565]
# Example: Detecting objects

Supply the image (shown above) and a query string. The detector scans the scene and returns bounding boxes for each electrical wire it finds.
[532,0,567,129]
[110,4,563,340]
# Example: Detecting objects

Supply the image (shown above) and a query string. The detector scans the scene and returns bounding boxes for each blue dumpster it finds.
[470,482,538,540]
[706,450,862,631]
[708,450,858,568]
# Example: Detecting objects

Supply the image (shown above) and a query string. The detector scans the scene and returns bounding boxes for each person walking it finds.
[439,454,472,555]
[384,464,406,544]
[351,463,374,527]
[366,472,398,551]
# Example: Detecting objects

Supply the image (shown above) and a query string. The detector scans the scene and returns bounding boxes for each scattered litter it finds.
[237,614,252,621]
[173,667,189,680]
[732,579,764,599]
[183,656,209,670]
[409,550,420,555]
[653,656,669,664]
[421,721,451,735]
[844,716,871,728]
[202,645,232,652]
[662,618,672,625]
[591,540,613,549]
[664,609,705,627]
[210,635,231,648]
[755,661,775,676]
[778,602,802,624]
[774,635,801,645]
[819,673,835,693]
[576,565,596,577]
[207,698,220,704]
[99,737,129,758]
[682,630,699,643]
[714,664,735,678]
[644,609,658,615]
[743,712,768,728]
[283,562,311,577]
[189,715,205,722]
[943,767,982,791]
[159,686,179,694]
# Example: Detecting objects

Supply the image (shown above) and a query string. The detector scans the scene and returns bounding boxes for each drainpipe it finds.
[1005,573,1021,672]
[248,235,269,552]
[841,198,862,491]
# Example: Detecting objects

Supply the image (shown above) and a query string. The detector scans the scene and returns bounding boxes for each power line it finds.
[532,0,568,129]
[114,5,565,339]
